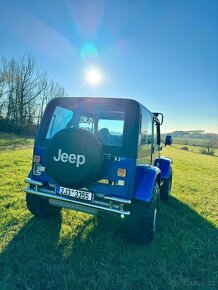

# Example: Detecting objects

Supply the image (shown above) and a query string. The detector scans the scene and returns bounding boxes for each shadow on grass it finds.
[0,198,217,290]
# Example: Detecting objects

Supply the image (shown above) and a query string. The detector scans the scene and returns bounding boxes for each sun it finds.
[85,68,103,85]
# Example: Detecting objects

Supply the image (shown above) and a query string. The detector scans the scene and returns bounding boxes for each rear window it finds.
[46,106,74,139]
[98,117,124,146]
[44,105,125,147]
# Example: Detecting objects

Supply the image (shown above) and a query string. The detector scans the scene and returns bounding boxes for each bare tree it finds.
[0,53,68,134]
[37,78,67,124]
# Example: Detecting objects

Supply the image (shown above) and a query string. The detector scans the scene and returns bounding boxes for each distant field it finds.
[172,136,218,148]
[0,133,34,150]
[172,144,218,157]
[169,136,218,157]
[172,137,208,146]
[0,139,218,289]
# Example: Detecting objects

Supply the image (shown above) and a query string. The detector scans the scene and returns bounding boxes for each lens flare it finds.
[85,68,103,85]
[80,42,98,62]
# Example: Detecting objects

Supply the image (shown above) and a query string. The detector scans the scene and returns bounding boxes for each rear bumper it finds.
[24,178,131,216]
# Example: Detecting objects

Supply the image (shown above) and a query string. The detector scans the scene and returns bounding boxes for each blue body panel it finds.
[89,157,136,198]
[134,165,160,202]
[29,147,55,183]
[154,157,172,179]
[29,146,136,199]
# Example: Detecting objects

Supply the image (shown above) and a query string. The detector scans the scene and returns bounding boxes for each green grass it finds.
[0,133,34,151]
[0,144,218,289]
[172,137,214,147]
[172,143,218,157]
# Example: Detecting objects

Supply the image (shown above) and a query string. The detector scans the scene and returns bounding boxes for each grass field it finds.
[0,138,218,289]
[172,137,206,146]
[0,133,34,151]
[172,137,218,148]
[171,144,218,157]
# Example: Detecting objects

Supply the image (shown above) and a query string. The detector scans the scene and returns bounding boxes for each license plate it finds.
[56,186,92,201]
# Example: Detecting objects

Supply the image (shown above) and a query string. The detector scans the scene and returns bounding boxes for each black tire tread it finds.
[160,167,172,201]
[26,193,60,218]
[127,182,160,245]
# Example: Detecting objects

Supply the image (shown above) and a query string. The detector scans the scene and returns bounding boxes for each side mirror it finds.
[165,135,172,146]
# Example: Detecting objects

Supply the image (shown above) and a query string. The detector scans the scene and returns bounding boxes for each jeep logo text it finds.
[53,149,85,167]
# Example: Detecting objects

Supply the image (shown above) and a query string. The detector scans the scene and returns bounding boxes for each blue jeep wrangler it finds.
[24,97,172,244]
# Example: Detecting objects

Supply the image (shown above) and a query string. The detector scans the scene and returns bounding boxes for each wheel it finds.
[127,182,160,245]
[160,167,172,201]
[26,193,61,218]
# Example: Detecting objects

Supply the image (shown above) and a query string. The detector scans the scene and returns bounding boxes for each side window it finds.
[141,109,152,145]
[139,108,153,163]
[153,122,158,145]
[153,121,160,145]
[46,106,73,139]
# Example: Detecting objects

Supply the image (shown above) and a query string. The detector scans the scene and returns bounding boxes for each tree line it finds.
[0,54,67,135]
[167,130,216,139]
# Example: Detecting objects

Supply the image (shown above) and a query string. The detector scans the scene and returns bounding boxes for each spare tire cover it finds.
[46,128,103,188]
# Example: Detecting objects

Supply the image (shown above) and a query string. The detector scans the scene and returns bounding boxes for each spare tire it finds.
[46,128,103,188]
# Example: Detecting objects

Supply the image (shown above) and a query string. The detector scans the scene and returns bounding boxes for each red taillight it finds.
[117,168,126,177]
[33,155,40,163]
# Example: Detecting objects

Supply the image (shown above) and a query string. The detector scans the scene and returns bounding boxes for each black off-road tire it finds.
[26,193,61,218]
[160,167,172,201]
[127,182,160,245]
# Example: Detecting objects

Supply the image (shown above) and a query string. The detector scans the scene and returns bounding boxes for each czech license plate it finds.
[56,186,92,201]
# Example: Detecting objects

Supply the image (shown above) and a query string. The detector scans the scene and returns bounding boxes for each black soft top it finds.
[35,97,153,157]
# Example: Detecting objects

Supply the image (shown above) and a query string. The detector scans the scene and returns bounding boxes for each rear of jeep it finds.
[24,97,172,244]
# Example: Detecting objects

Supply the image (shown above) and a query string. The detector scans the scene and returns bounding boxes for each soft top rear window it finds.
[43,103,125,147]
[36,97,141,157]
[46,106,74,139]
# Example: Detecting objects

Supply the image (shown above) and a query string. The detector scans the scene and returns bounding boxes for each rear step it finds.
[49,198,99,215]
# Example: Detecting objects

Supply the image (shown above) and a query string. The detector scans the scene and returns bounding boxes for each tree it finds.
[0,54,67,134]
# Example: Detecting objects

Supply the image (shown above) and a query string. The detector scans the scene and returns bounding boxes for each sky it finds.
[0,0,217,133]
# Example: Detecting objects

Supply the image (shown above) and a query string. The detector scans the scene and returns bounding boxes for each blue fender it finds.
[154,157,172,179]
[134,165,160,202]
